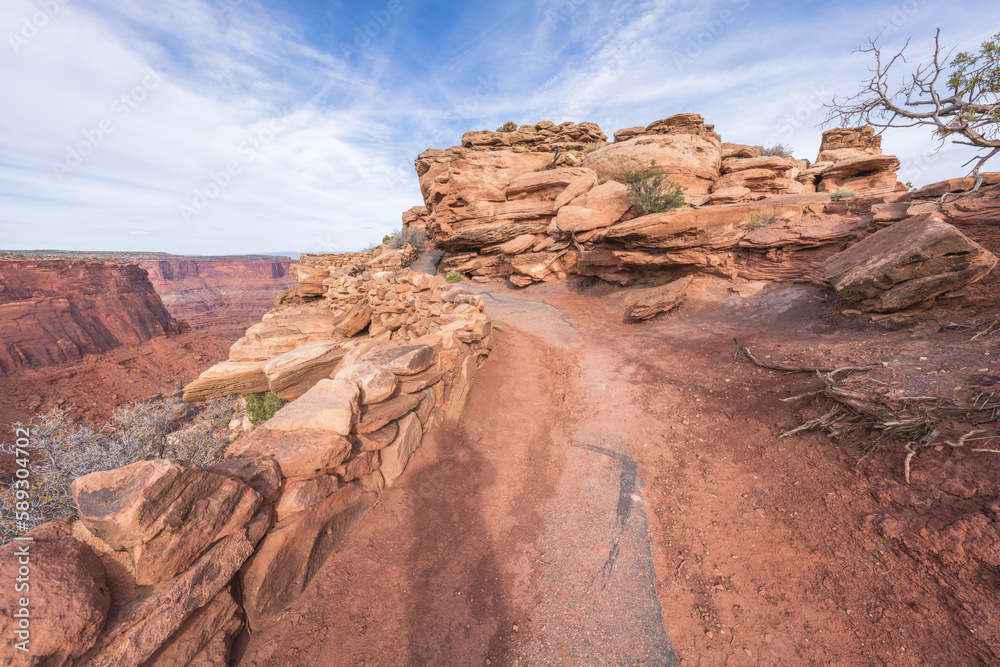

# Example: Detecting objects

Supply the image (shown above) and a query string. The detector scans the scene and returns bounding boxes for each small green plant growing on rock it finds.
[830,189,858,201]
[244,392,286,426]
[496,121,518,133]
[746,209,781,230]
[622,161,686,214]
[758,144,794,157]
[445,271,464,283]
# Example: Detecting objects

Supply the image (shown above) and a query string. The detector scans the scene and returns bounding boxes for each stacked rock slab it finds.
[5,246,493,664]
[416,116,909,287]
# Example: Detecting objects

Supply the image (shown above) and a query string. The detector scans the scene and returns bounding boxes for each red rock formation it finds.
[0,260,182,375]
[139,258,297,340]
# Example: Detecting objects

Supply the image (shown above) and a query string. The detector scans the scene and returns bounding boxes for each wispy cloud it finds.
[2,0,1000,254]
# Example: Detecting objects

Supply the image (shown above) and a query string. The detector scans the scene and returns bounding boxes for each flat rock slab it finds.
[824,214,998,312]
[182,361,268,402]
[262,340,346,400]
[629,275,694,321]
[72,459,262,586]
[226,428,352,479]
[265,379,360,435]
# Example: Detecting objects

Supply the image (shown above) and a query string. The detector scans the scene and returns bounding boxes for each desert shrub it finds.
[384,227,427,251]
[582,142,607,155]
[496,121,518,133]
[830,189,858,201]
[758,144,794,157]
[445,271,464,283]
[621,161,686,214]
[746,209,781,230]
[164,397,237,468]
[244,392,286,426]
[0,399,243,543]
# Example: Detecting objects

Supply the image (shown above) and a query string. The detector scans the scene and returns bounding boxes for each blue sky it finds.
[1,0,998,255]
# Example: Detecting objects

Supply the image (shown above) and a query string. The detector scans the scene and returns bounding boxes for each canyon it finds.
[2,113,1000,666]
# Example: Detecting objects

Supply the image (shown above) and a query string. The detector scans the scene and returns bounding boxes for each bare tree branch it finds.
[825,29,1000,196]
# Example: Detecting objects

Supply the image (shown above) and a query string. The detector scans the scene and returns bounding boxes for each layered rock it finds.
[140,257,296,340]
[584,113,722,198]
[412,118,910,289]
[15,245,494,664]
[0,260,183,375]
[825,214,998,312]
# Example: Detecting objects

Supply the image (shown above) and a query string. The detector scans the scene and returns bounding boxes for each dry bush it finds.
[0,398,237,543]
[385,227,427,251]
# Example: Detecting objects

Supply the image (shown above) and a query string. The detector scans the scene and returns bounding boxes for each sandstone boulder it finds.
[143,586,240,667]
[351,420,399,452]
[240,483,377,630]
[445,353,480,426]
[225,429,352,478]
[818,154,900,194]
[396,368,443,394]
[77,524,259,666]
[380,413,423,485]
[505,167,595,201]
[334,450,380,482]
[290,264,330,297]
[816,126,882,163]
[499,233,540,255]
[356,392,422,433]
[228,310,340,361]
[629,275,695,321]
[824,214,998,312]
[207,456,283,503]
[264,379,360,435]
[262,340,346,400]
[0,520,110,667]
[364,344,438,375]
[909,173,1000,200]
[334,362,399,404]
[583,130,721,196]
[72,459,262,586]
[274,475,339,521]
[334,301,373,337]
[182,361,269,402]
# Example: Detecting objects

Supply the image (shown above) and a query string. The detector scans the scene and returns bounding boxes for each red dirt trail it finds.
[238,278,1000,666]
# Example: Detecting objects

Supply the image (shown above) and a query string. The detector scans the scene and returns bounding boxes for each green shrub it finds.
[758,144,794,157]
[746,209,781,230]
[245,392,286,425]
[496,121,518,133]
[830,189,858,201]
[445,271,464,283]
[621,161,687,214]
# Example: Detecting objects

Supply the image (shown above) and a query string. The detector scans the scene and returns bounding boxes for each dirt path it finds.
[239,278,1000,666]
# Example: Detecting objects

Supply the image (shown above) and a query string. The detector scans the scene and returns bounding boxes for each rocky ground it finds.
[238,276,999,666]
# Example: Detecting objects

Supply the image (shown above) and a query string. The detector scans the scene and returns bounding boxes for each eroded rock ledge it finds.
[0,246,491,665]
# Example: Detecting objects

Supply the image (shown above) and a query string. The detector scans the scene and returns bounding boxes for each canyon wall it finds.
[0,260,183,376]
[0,244,493,665]
[139,258,296,340]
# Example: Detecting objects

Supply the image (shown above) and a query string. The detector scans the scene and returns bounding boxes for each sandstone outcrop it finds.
[584,114,722,197]
[0,520,110,666]
[825,214,998,312]
[412,117,911,288]
[71,459,262,586]
[0,260,183,375]
[16,242,493,664]
[629,275,695,321]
